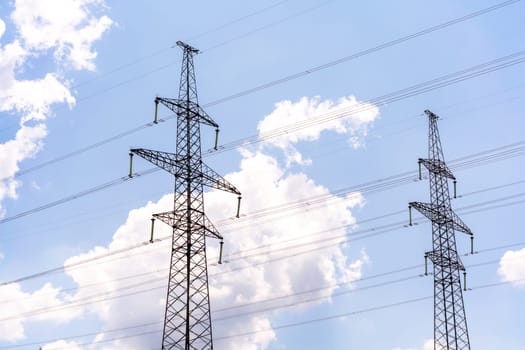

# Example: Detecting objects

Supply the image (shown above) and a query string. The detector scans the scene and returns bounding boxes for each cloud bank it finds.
[0,0,112,216]
[1,95,379,348]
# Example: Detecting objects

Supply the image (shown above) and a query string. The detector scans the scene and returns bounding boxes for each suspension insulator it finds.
[218,241,224,264]
[150,218,155,243]
[154,98,159,124]
[129,153,134,178]
[214,129,219,150]
[236,196,242,218]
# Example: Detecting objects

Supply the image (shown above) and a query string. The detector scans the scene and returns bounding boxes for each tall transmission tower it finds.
[129,41,241,350]
[409,110,473,350]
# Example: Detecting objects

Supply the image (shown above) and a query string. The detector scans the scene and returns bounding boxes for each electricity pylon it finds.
[409,110,473,350]
[129,41,241,350]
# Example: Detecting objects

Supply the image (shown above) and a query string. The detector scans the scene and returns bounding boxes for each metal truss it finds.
[131,41,240,350]
[409,110,472,350]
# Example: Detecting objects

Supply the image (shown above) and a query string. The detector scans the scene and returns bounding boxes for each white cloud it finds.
[52,147,367,349]
[0,19,5,39]
[11,0,113,71]
[42,340,82,350]
[498,248,525,287]
[0,95,376,348]
[257,95,379,165]
[0,283,81,342]
[423,339,434,350]
[393,339,433,350]
[0,0,111,215]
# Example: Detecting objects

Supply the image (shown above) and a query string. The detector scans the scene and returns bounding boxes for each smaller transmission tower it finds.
[409,110,473,350]
[130,41,241,350]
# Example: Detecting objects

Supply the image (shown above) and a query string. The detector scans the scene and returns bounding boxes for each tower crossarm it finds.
[419,158,455,180]
[409,202,473,235]
[130,148,181,176]
[176,40,199,53]
[426,250,465,271]
[199,162,241,195]
[153,209,223,240]
[156,97,219,128]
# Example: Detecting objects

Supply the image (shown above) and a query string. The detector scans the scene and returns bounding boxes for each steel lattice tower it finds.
[130,41,241,350]
[409,110,473,350]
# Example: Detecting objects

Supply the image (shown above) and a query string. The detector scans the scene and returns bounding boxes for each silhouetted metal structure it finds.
[130,41,241,350]
[409,110,472,350]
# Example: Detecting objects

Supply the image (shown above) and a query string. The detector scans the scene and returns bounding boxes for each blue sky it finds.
[0,0,524,349]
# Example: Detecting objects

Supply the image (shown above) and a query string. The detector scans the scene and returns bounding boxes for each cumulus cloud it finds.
[257,95,379,165]
[498,248,525,287]
[0,1,112,341]
[0,283,81,342]
[10,0,113,70]
[0,94,377,348]
[52,147,367,349]
[42,340,82,350]
[0,0,112,215]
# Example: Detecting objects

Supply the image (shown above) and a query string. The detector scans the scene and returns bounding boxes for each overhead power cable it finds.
[75,0,523,107]
[213,278,525,343]
[2,276,522,350]
[72,0,293,89]
[1,138,522,229]
[0,146,522,290]
[3,0,521,183]
[1,191,522,305]
[0,250,521,326]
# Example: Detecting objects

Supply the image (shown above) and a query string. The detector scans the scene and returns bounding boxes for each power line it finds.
[1,148,522,290]
[204,0,524,108]
[3,276,522,350]
[70,0,336,105]
[0,252,519,326]
[71,0,293,89]
[213,278,525,343]
[3,0,521,183]
[0,194,522,316]
[1,138,522,229]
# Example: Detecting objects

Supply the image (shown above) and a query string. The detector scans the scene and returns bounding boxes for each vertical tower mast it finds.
[130,41,241,350]
[409,110,472,350]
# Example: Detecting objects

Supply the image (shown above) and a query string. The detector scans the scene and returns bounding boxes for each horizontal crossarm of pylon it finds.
[156,97,219,128]
[419,158,455,179]
[200,162,241,195]
[426,250,465,271]
[409,202,473,235]
[153,209,223,240]
[130,148,180,176]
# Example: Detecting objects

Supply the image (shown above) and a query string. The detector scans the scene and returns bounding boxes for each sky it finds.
[0,0,524,349]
